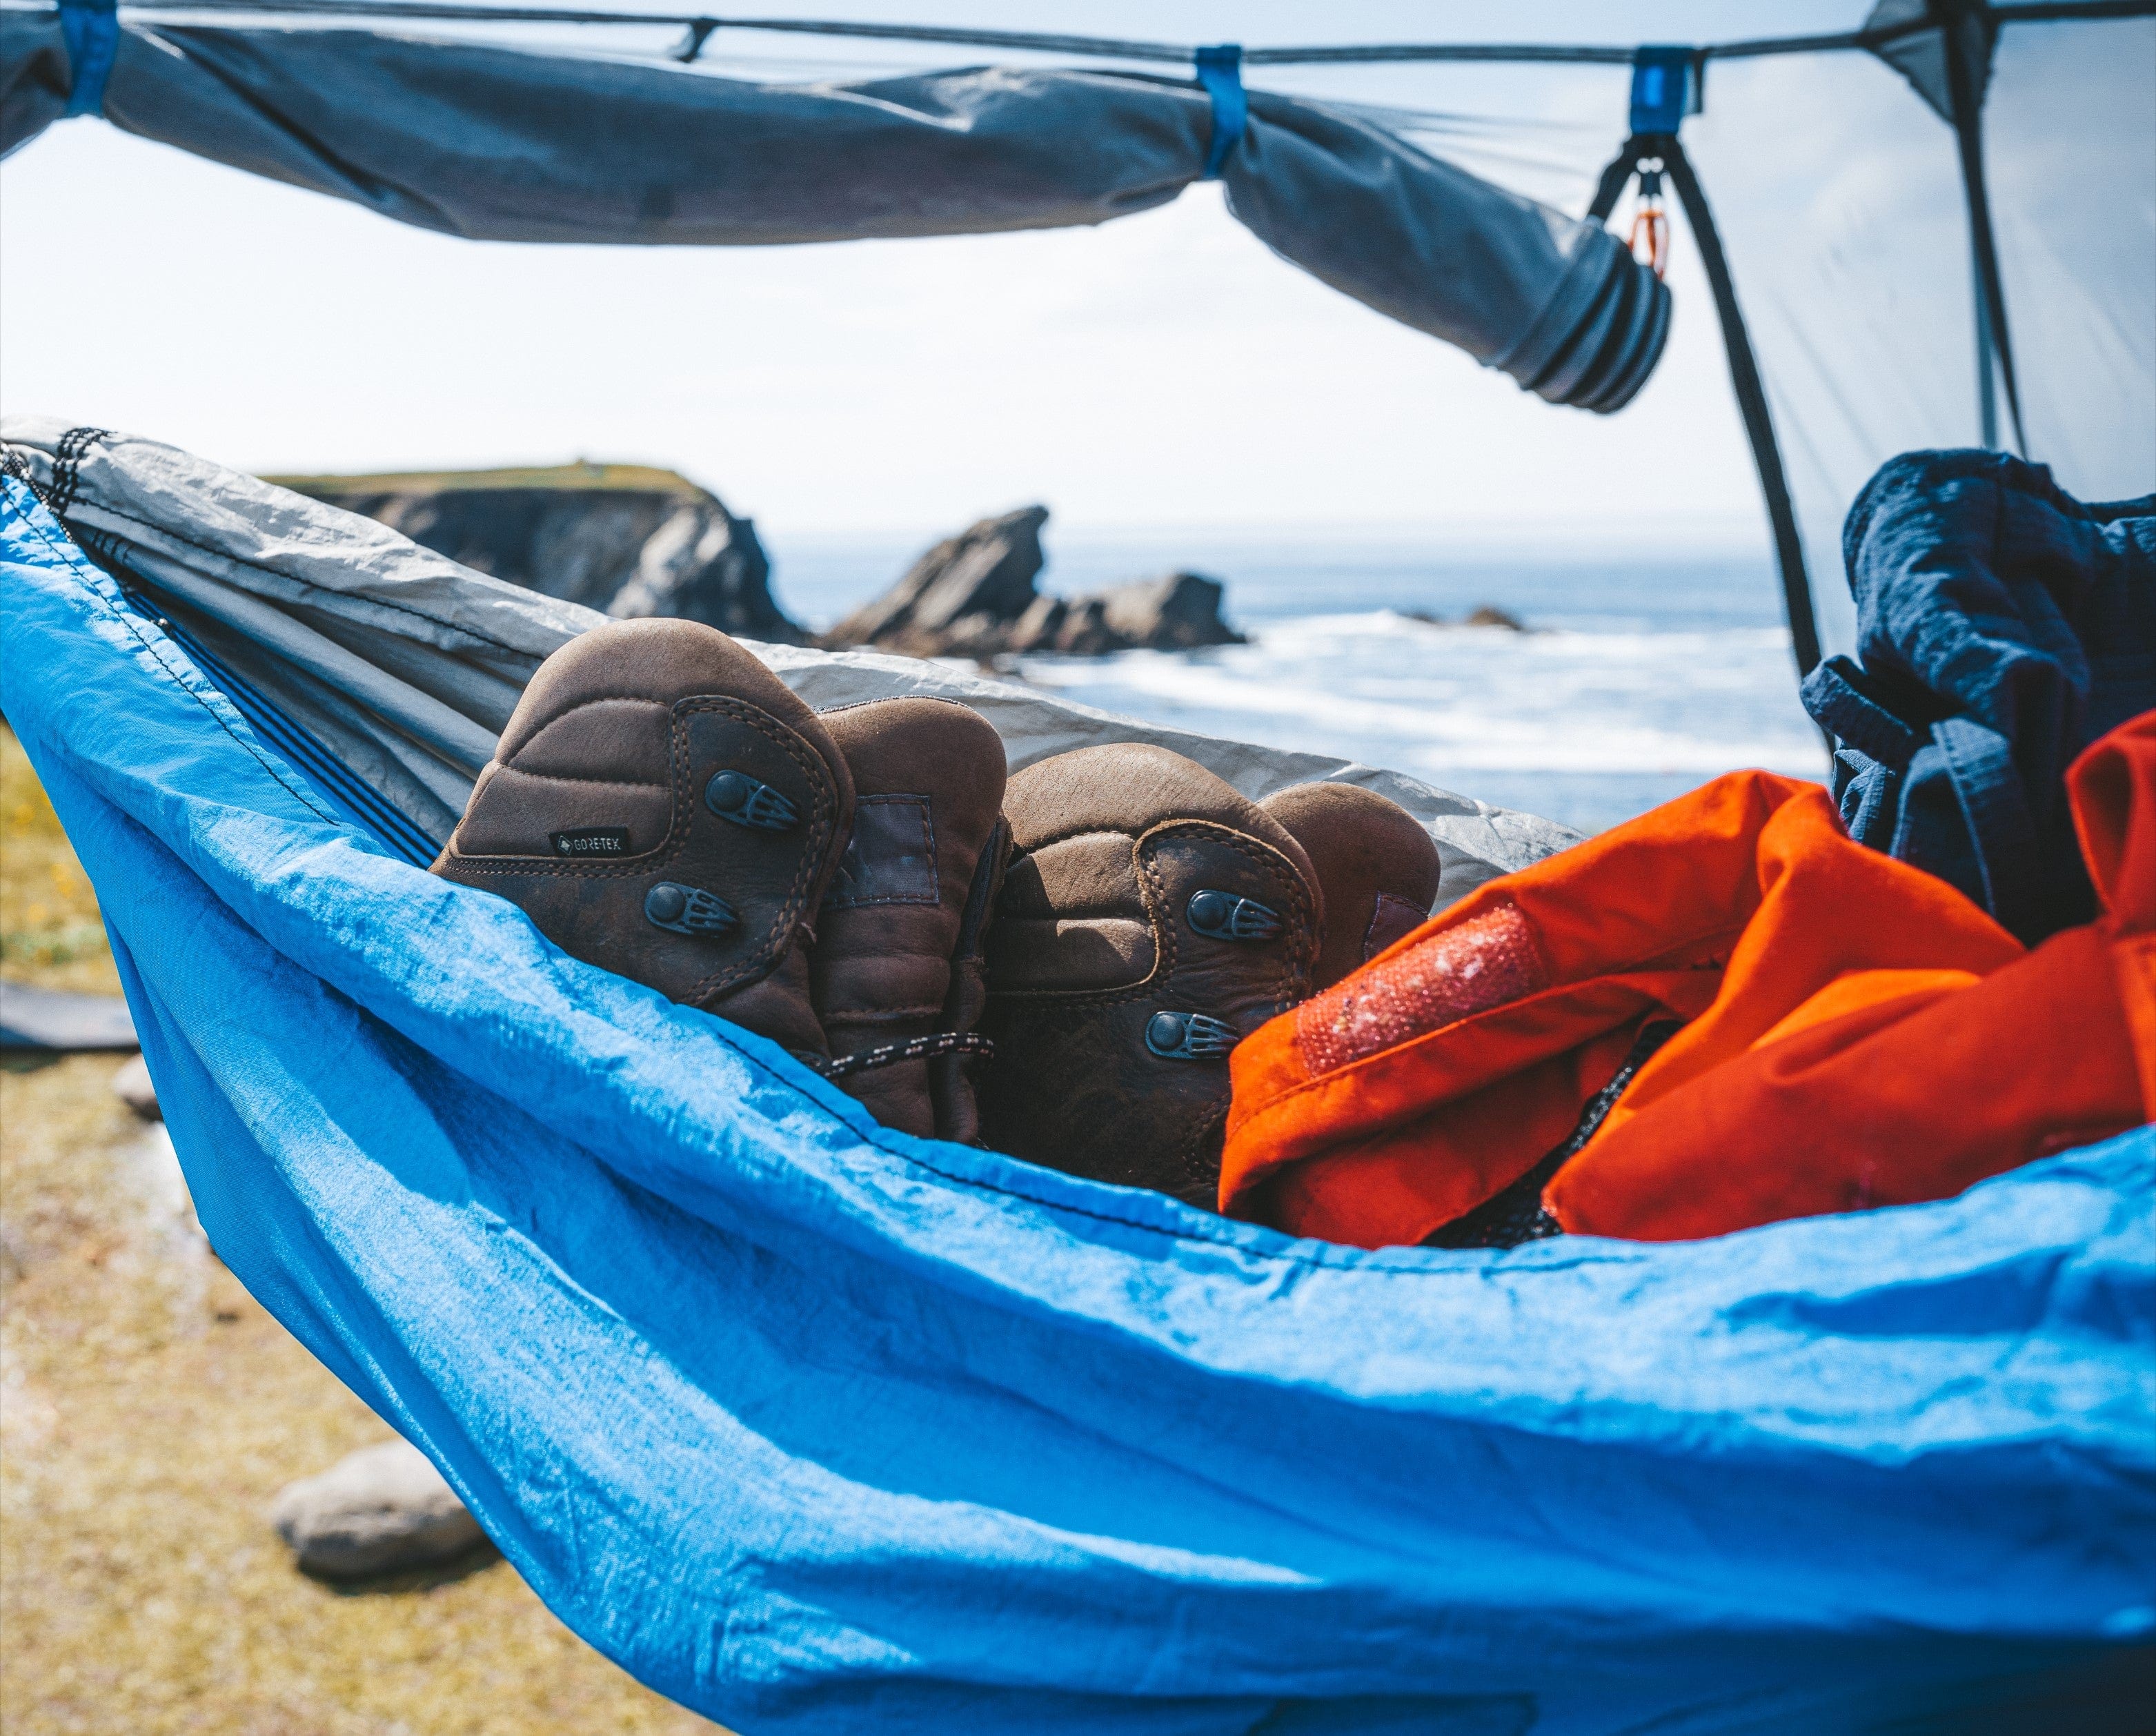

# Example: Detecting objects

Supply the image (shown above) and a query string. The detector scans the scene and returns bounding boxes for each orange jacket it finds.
[1222,712,2155,1246]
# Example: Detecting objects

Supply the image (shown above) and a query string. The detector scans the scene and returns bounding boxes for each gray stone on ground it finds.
[110,1052,161,1121]
[824,506,1242,658]
[275,462,806,643]
[271,1439,485,1579]
[0,982,138,1051]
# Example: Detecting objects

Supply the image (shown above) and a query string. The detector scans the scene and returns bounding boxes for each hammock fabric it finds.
[3,444,2154,1733]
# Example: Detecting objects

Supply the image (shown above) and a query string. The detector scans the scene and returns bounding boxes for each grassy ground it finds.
[1,723,721,1736]
[1,728,121,998]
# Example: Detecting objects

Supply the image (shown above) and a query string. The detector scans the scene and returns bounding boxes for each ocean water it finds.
[769,532,1827,837]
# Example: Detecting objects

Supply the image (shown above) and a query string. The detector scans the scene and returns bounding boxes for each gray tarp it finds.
[0,15,1668,411]
[1,417,1579,902]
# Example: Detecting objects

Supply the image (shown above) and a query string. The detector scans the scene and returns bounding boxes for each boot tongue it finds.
[1258,783,1443,990]
[827,796,940,906]
[810,698,1010,1140]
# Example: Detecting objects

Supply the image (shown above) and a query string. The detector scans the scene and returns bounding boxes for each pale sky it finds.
[1,2,1870,553]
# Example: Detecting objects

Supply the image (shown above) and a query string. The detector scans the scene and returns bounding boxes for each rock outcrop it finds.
[1094,571,1245,651]
[270,1439,486,1579]
[275,462,807,643]
[827,506,1049,655]
[825,506,1243,658]
[1462,604,1528,631]
[1402,604,1529,632]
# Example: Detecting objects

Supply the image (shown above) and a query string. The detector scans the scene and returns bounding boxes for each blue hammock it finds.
[5,475,2153,1733]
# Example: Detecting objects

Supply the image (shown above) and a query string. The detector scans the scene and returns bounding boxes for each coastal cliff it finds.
[273,462,807,643]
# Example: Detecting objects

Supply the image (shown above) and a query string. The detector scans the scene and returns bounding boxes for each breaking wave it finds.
[1012,611,1826,835]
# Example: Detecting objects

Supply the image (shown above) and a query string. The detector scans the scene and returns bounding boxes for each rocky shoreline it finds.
[279,467,1243,660]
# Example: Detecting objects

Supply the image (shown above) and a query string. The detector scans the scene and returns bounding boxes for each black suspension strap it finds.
[48,425,113,519]
[1590,59,1824,682]
[1658,137,1823,679]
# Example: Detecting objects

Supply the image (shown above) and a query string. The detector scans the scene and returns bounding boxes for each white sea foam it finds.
[776,537,1828,835]
[1013,611,1826,834]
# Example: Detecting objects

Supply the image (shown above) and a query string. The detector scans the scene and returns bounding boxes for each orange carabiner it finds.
[1628,204,1670,279]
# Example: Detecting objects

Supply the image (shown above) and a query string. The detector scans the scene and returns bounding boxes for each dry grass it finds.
[2,727,121,997]
[1,722,721,1735]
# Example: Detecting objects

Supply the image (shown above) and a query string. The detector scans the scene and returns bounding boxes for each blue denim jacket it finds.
[1803,451,2153,943]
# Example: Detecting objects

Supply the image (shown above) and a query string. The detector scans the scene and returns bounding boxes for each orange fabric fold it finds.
[1222,711,2155,1247]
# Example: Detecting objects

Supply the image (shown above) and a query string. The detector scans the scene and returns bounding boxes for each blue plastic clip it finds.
[59,0,119,119]
[1629,46,1699,136]
[1194,43,1246,179]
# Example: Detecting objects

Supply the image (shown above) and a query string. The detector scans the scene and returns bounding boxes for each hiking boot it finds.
[978,744,1323,1206]
[432,619,853,1060]
[811,698,1010,1141]
[1258,782,1442,988]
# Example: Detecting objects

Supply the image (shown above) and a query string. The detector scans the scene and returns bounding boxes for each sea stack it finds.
[824,506,1242,658]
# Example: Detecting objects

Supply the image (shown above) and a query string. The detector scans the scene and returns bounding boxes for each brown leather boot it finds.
[978,744,1322,1206]
[431,619,853,1060]
[1257,782,1442,989]
[810,698,1010,1141]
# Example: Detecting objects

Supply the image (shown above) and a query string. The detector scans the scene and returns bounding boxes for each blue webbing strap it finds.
[1194,42,1245,180]
[1628,44,1697,136]
[59,0,119,118]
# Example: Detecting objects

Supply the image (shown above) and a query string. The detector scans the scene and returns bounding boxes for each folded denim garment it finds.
[1804,448,2153,944]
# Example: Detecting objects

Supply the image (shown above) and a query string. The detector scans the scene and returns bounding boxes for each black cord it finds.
[64,0,2156,69]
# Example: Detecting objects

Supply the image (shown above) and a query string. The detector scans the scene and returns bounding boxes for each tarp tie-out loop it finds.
[1194,43,1245,179]
[58,0,119,118]
[671,16,718,63]
[1628,44,1699,136]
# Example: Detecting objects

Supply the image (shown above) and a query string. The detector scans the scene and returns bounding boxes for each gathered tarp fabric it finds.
[0,15,1667,413]
[7,480,2156,1733]
[0,418,1576,904]
[1801,450,2156,943]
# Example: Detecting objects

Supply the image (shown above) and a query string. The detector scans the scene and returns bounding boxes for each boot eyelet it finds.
[706,769,799,831]
[1187,889,1284,941]
[1145,1009,1238,1061]
[645,881,737,936]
